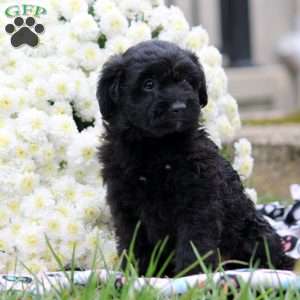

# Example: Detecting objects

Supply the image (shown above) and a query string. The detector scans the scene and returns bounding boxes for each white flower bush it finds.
[0,0,255,273]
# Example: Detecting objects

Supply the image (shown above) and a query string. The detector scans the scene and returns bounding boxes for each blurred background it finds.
[168,0,300,199]
[167,0,300,117]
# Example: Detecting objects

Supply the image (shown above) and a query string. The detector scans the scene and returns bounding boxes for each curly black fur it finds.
[96,40,294,276]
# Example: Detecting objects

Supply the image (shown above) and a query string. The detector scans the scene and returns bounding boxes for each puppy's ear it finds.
[188,52,208,108]
[97,55,124,121]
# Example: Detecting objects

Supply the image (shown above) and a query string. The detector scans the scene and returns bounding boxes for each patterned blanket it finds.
[1,184,300,295]
[257,184,300,259]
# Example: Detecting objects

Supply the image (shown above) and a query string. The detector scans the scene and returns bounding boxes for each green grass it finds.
[1,217,298,299]
[1,267,300,300]
[243,111,300,126]
[0,239,298,299]
[3,278,300,300]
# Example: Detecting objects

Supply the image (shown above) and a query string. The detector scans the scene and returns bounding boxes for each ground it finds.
[237,123,300,199]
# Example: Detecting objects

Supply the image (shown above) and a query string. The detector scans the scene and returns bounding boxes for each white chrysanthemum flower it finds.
[59,0,88,19]
[216,115,235,143]
[16,172,40,195]
[51,144,68,164]
[0,88,18,117]
[99,9,128,38]
[0,228,15,254]
[245,188,258,204]
[233,156,254,180]
[118,0,152,19]
[15,64,37,87]
[202,99,218,123]
[68,164,103,186]
[150,0,164,6]
[14,141,29,161]
[219,94,239,122]
[234,138,252,158]
[70,13,99,41]
[13,159,36,174]
[157,30,174,42]
[49,73,76,102]
[231,115,241,131]
[127,22,151,43]
[58,239,87,267]
[77,43,104,71]
[160,6,189,42]
[85,227,103,250]
[0,128,17,159]
[2,51,25,74]
[67,129,99,168]
[49,115,78,145]
[0,166,18,195]
[26,142,40,159]
[16,225,45,256]
[76,196,102,224]
[148,5,169,29]
[40,211,63,239]
[14,88,30,112]
[199,46,222,68]
[52,175,80,203]
[21,187,55,217]
[93,0,118,19]
[73,89,98,122]
[0,72,16,90]
[205,123,222,148]
[46,56,69,75]
[28,79,51,108]
[31,58,52,77]
[10,218,23,235]
[5,196,22,215]
[100,237,118,267]
[88,70,100,91]
[49,0,61,11]
[55,202,76,218]
[83,228,117,267]
[16,108,49,143]
[80,184,102,202]
[38,162,60,182]
[22,258,49,274]
[0,207,10,228]
[57,38,81,68]
[71,69,89,94]
[106,36,131,54]
[205,66,228,100]
[64,218,85,240]
[49,101,73,117]
[37,25,68,56]
[182,26,209,52]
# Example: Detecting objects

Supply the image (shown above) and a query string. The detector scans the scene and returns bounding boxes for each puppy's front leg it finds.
[175,215,222,275]
[113,211,152,274]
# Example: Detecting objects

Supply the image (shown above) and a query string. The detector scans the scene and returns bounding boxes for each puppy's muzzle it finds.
[170,101,187,114]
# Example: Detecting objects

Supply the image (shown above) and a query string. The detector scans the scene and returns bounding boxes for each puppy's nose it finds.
[170,101,186,113]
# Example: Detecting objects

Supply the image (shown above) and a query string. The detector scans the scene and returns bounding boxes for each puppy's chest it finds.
[132,159,195,217]
[131,161,184,239]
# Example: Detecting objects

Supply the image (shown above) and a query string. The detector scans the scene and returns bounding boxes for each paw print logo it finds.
[5,16,44,48]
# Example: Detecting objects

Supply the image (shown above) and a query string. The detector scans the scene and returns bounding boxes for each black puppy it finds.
[97,40,294,276]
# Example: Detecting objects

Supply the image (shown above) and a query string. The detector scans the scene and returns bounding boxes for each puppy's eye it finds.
[143,79,154,91]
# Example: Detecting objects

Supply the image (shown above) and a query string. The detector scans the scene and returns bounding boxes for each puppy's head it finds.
[97,40,207,137]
